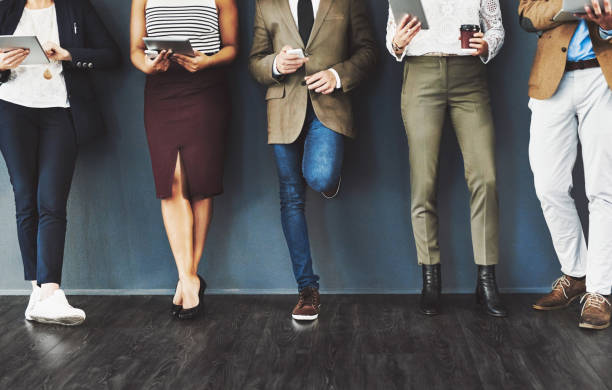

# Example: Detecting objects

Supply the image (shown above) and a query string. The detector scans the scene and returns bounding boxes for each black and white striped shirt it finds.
[146,0,221,54]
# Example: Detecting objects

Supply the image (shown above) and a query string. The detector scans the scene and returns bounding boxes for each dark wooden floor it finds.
[0,294,610,390]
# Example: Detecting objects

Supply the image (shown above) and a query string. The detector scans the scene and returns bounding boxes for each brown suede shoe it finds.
[579,293,611,330]
[532,275,586,311]
[292,287,320,321]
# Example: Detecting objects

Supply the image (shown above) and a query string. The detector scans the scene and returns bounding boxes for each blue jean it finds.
[273,110,344,292]
[0,99,77,285]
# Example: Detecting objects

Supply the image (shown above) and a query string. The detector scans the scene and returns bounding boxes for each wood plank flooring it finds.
[0,294,609,390]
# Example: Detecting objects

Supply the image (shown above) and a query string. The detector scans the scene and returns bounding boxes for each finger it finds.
[473,32,484,38]
[404,17,418,31]
[281,65,300,74]
[408,26,422,40]
[322,86,334,95]
[308,78,327,90]
[152,50,167,65]
[282,54,302,61]
[283,58,307,66]
[592,0,603,16]
[398,14,411,29]
[469,38,484,44]
[4,49,26,62]
[315,81,331,93]
[605,0,612,14]
[281,45,292,53]
[305,72,324,84]
[585,5,597,19]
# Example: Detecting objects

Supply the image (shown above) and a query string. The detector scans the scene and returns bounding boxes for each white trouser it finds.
[529,67,612,296]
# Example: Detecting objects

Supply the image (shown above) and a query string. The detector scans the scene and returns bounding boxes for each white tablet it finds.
[553,0,606,22]
[389,0,430,30]
[0,35,49,65]
[143,37,195,57]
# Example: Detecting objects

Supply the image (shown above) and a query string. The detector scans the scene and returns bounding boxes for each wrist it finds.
[392,39,404,53]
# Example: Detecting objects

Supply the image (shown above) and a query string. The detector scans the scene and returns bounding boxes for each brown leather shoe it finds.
[579,293,611,330]
[292,286,320,321]
[532,275,586,311]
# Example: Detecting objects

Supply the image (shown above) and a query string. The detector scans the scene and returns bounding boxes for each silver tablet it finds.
[143,37,195,57]
[389,0,430,30]
[0,35,49,65]
[553,0,606,22]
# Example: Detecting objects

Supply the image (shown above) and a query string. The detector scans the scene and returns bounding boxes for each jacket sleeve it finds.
[64,0,121,70]
[332,0,377,93]
[0,70,9,84]
[518,0,563,33]
[248,0,281,87]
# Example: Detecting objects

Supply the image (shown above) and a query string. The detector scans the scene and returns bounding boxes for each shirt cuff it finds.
[329,68,342,89]
[600,27,612,40]
[272,56,282,76]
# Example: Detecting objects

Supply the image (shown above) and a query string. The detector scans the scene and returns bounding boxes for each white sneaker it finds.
[29,290,86,326]
[25,286,41,321]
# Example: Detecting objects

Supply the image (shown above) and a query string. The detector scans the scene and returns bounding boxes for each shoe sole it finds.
[292,314,319,321]
[579,322,610,330]
[532,293,584,311]
[29,315,85,326]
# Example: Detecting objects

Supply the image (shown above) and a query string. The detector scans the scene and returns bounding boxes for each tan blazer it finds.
[248,0,376,144]
[519,0,612,100]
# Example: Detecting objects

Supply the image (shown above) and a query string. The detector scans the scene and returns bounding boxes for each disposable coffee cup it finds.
[460,24,481,49]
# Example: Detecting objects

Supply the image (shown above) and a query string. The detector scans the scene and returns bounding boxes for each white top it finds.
[146,0,221,54]
[386,0,504,64]
[272,0,341,89]
[0,5,69,108]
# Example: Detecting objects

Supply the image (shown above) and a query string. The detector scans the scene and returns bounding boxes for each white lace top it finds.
[0,5,69,108]
[386,0,504,64]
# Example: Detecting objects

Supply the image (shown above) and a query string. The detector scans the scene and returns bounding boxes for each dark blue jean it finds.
[272,110,344,292]
[0,99,77,285]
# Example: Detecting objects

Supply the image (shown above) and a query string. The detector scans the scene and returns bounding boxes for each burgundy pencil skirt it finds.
[144,65,230,199]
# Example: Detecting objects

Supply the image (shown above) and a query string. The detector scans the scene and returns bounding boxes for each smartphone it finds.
[145,49,159,59]
[286,48,305,58]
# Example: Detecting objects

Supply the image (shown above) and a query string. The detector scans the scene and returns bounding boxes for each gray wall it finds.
[0,1,587,293]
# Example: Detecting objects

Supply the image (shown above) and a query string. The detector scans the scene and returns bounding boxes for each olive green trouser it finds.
[401,56,499,266]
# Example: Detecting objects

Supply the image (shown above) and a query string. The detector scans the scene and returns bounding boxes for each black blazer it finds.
[0,0,120,144]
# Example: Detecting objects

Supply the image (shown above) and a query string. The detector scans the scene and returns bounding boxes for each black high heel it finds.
[171,304,182,317]
[177,275,207,320]
[171,281,182,317]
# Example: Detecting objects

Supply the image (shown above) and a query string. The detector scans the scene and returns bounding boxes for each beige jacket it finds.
[248,0,376,144]
[519,0,612,99]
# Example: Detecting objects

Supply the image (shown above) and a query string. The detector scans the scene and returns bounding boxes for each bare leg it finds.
[161,154,200,309]
[192,197,213,272]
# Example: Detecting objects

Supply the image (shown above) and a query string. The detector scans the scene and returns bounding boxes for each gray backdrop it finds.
[0,1,588,294]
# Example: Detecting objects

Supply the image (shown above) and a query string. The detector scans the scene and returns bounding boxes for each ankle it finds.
[40,283,60,300]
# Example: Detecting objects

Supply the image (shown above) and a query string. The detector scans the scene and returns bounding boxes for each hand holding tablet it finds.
[0,35,49,68]
[0,48,30,71]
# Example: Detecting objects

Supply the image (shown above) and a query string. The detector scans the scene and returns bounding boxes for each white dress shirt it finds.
[386,0,505,64]
[273,0,341,89]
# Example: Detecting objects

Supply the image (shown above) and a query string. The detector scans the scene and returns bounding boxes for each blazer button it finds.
[88,63,93,69]
[76,61,82,67]
[562,47,567,52]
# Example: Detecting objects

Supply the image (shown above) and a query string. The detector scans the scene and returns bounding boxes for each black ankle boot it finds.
[420,264,441,316]
[476,265,508,317]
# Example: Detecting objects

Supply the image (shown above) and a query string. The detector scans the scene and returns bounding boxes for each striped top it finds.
[146,0,221,54]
